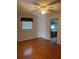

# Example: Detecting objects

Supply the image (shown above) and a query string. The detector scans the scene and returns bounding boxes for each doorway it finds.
[50,18,58,43]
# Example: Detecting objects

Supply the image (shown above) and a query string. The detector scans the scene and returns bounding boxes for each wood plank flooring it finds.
[17,38,61,59]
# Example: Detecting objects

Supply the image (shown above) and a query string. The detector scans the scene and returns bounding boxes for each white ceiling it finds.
[17,0,61,16]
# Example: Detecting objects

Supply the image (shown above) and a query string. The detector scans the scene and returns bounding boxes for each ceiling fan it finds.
[31,0,61,14]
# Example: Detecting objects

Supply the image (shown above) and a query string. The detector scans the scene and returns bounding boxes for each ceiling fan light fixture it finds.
[41,10,46,14]
[40,6,48,14]
[34,3,54,14]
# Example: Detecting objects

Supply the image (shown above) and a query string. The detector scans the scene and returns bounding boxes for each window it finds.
[22,21,32,30]
[21,18,33,30]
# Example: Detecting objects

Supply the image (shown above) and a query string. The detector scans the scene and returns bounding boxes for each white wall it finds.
[17,13,61,44]
[37,14,48,39]
[17,14,38,42]
[17,14,50,41]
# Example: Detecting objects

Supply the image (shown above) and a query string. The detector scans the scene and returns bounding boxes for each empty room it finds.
[17,0,61,59]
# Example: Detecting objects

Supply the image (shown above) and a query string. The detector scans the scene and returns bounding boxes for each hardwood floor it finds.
[17,38,61,59]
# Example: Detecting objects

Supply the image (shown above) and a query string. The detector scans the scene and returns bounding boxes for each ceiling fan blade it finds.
[48,9,55,12]
[47,0,61,5]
